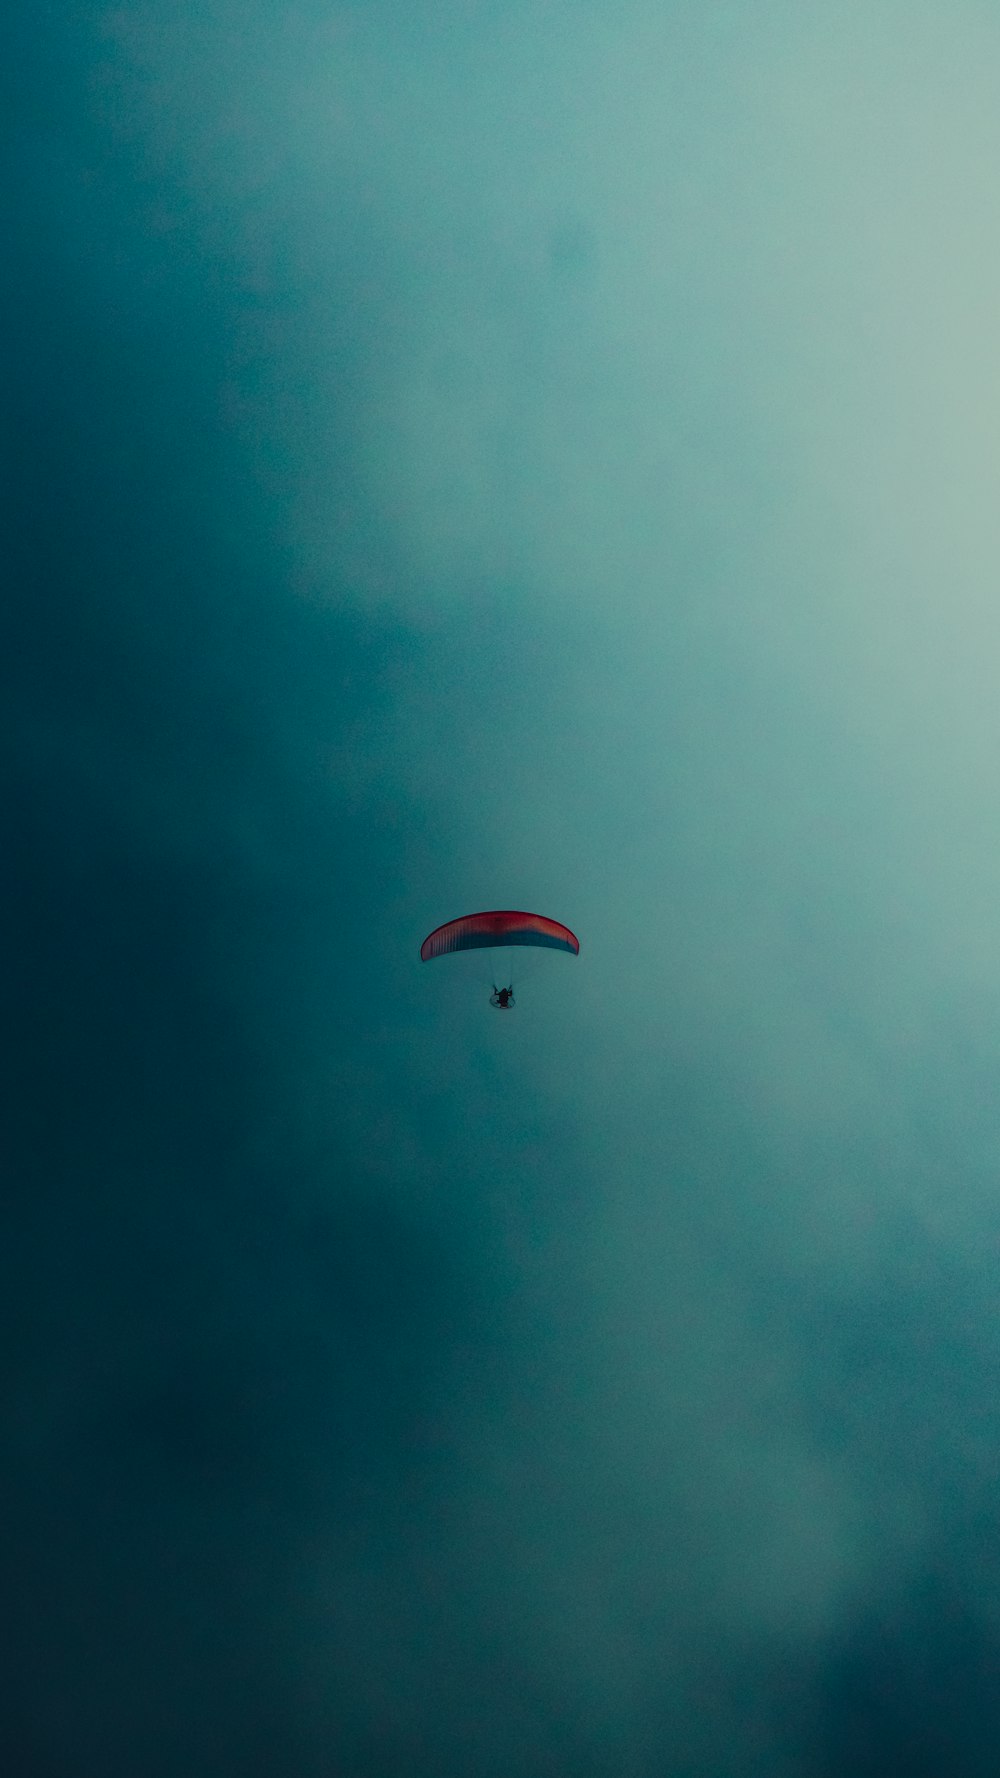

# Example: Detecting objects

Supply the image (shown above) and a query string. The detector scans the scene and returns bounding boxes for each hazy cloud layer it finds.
[8,3,1000,1773]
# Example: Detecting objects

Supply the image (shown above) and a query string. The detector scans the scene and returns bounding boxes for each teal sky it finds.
[9,4,1000,1773]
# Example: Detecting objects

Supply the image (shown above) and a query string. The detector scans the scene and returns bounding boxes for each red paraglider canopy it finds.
[420,909,580,962]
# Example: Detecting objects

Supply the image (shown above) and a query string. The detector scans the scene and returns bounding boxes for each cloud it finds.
[9,2,1000,1773]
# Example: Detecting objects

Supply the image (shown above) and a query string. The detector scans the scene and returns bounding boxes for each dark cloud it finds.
[8,2,1000,1774]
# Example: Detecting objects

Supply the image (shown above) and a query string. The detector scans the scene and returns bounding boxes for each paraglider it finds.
[420,909,580,1008]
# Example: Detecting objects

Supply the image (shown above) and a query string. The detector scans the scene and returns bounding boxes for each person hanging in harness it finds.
[490,985,515,1010]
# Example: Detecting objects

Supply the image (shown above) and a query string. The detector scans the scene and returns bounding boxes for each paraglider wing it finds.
[420,910,580,961]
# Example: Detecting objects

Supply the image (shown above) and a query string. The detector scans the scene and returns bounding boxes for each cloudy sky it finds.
[8,2,1000,1772]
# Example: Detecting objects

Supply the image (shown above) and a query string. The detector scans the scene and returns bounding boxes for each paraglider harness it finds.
[490,986,515,1010]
